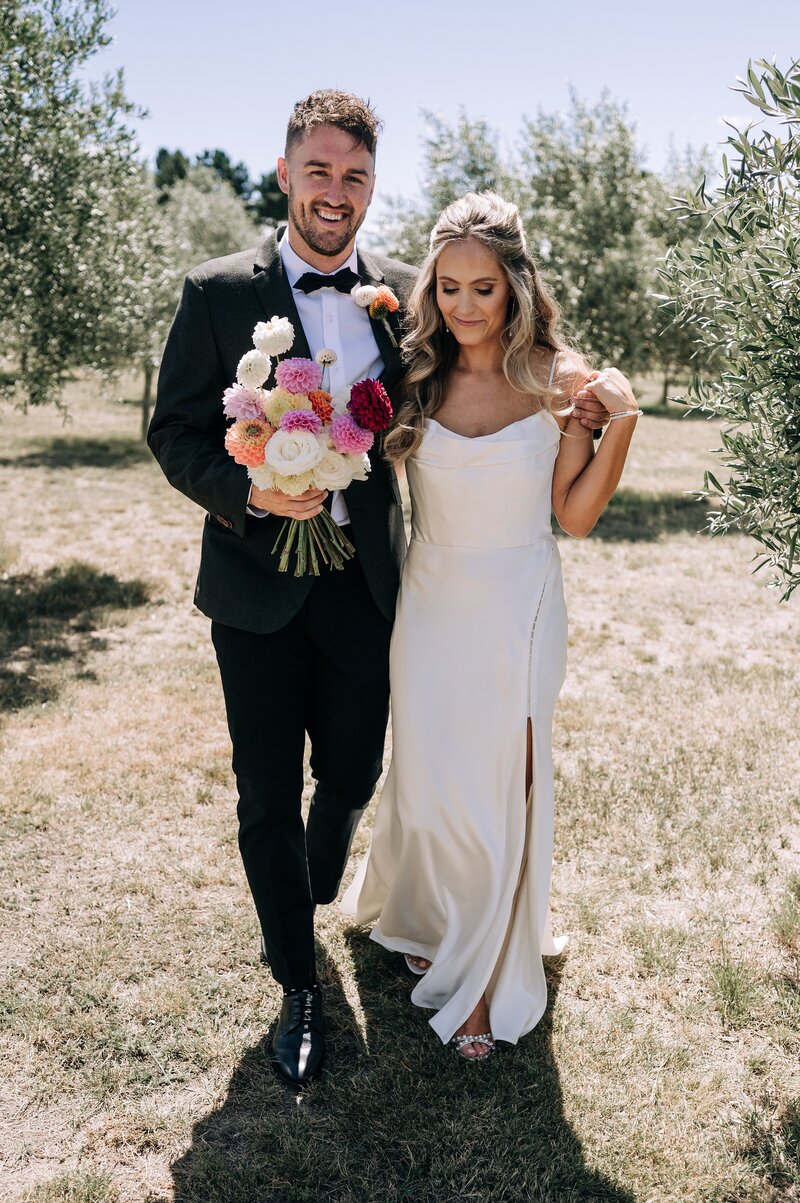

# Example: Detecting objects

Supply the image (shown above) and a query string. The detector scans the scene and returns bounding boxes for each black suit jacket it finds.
[149,230,419,633]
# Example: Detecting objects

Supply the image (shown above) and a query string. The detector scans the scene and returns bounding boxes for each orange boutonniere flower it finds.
[353,284,400,348]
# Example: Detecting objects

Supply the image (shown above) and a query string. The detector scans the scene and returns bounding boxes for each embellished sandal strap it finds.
[450,1032,495,1051]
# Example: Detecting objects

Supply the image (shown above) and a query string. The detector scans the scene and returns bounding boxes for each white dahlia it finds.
[253,316,295,357]
[237,349,272,390]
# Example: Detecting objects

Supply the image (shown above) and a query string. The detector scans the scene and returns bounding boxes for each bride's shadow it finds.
[164,932,635,1203]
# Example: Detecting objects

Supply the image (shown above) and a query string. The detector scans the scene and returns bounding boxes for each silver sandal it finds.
[449,1032,496,1060]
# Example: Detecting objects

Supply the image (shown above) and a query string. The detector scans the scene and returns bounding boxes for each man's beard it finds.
[288,194,361,258]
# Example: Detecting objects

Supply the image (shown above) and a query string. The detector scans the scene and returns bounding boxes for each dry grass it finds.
[0,380,798,1202]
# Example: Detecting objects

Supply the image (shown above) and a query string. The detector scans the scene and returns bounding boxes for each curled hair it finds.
[285,90,382,158]
[385,191,583,463]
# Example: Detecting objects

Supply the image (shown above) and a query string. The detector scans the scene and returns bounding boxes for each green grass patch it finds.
[710,949,761,1028]
[23,1170,119,1203]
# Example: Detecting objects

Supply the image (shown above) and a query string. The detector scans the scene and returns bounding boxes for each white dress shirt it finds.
[248,233,385,526]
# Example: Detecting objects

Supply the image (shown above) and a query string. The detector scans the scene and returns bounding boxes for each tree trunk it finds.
[141,363,153,440]
[661,372,669,407]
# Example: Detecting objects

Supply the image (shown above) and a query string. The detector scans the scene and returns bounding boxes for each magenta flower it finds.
[275,357,323,395]
[348,378,393,432]
[222,384,264,421]
[330,413,374,455]
[280,409,322,435]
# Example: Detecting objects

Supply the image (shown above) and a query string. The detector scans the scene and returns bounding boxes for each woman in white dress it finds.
[340,192,640,1059]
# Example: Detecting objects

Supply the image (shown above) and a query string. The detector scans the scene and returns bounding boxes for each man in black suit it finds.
[149,90,418,1083]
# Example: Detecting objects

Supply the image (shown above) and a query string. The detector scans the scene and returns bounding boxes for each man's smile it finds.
[315,207,349,224]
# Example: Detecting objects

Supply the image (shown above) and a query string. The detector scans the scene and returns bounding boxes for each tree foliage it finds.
[381,110,508,265]
[131,166,259,434]
[641,144,719,401]
[0,0,152,406]
[379,96,706,377]
[662,59,800,598]
[195,148,251,199]
[249,168,288,227]
[154,146,189,195]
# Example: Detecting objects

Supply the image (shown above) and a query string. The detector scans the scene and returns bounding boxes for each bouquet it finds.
[222,317,393,576]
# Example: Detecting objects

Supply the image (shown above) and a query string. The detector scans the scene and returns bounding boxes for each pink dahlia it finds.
[348,378,393,433]
[330,413,374,456]
[275,357,323,395]
[222,384,264,422]
[224,418,273,467]
[280,409,322,435]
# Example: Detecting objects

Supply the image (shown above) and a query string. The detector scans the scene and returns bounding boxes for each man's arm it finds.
[148,273,251,536]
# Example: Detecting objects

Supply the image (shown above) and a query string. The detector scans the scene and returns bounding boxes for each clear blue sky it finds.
[92,0,799,219]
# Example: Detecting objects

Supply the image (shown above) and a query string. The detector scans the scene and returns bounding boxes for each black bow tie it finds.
[294,267,361,295]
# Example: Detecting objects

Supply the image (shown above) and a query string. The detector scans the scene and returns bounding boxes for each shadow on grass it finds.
[563,489,713,542]
[0,436,151,469]
[0,562,150,713]
[166,938,635,1203]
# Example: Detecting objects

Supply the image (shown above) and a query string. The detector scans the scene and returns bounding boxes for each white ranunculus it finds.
[313,448,357,491]
[352,284,378,308]
[264,428,325,477]
[248,464,276,491]
[237,349,272,389]
[253,316,295,357]
[347,453,371,481]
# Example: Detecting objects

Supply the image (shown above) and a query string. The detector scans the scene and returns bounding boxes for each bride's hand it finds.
[575,368,638,415]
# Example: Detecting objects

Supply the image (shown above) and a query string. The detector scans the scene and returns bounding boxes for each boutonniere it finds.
[353,284,400,348]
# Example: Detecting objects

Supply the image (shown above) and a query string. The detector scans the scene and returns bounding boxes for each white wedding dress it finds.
[340,392,568,1045]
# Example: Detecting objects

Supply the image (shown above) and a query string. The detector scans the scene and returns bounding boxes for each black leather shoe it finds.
[306,785,366,904]
[272,983,325,1084]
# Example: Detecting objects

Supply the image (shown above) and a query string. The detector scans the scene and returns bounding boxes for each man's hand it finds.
[249,485,328,519]
[570,391,610,430]
[576,369,638,416]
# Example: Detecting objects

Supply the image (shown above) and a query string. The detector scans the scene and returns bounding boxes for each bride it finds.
[341,192,640,1059]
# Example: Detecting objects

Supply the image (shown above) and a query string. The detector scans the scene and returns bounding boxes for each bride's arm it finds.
[552,368,639,539]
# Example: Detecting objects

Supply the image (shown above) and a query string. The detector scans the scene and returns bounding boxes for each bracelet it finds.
[606,408,643,421]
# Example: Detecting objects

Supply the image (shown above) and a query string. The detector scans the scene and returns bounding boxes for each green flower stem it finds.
[271,512,356,576]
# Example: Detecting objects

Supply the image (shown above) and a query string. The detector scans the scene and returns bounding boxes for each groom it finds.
[149,90,418,1084]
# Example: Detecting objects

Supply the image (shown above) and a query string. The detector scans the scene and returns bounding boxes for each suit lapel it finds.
[358,249,404,390]
[251,231,312,367]
[251,238,404,391]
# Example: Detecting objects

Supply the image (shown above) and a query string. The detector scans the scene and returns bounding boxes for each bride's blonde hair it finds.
[385,191,578,463]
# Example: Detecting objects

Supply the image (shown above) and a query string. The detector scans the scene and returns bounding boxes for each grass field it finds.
[0,379,798,1203]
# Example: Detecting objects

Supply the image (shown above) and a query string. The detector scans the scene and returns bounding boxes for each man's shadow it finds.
[165,931,636,1203]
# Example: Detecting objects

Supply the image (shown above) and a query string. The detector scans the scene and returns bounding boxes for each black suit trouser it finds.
[211,550,392,990]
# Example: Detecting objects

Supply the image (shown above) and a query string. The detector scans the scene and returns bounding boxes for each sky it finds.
[89,0,799,225]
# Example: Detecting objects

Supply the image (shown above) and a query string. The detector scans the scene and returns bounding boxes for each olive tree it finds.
[662,59,800,598]
[0,0,151,407]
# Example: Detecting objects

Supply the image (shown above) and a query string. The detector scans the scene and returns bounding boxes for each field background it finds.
[0,380,798,1203]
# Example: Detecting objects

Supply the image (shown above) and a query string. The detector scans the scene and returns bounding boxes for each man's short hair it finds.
[285,90,382,158]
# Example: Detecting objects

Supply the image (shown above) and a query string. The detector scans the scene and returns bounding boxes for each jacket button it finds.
[215,514,233,529]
